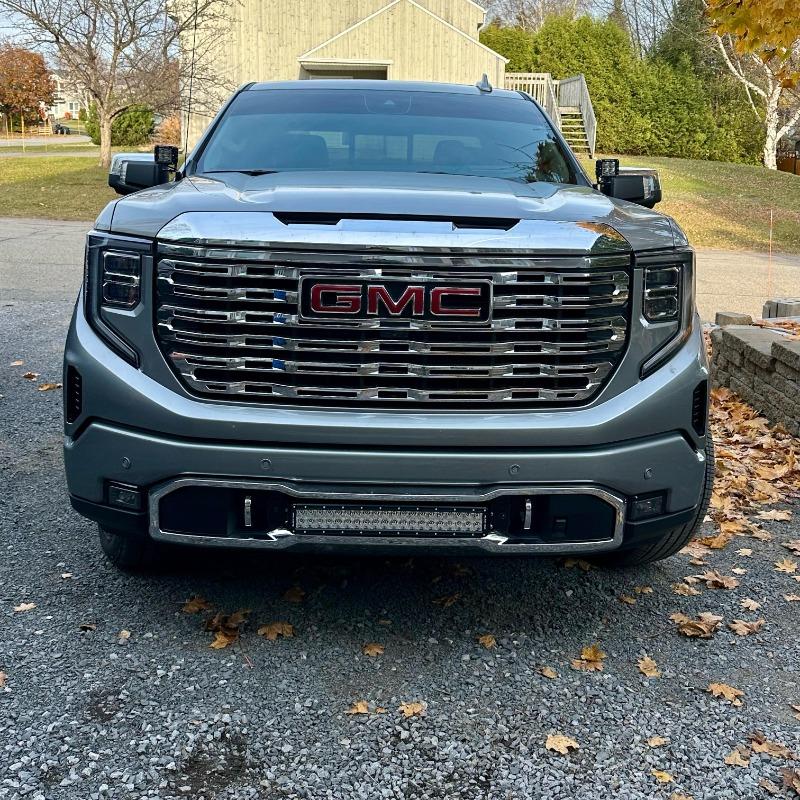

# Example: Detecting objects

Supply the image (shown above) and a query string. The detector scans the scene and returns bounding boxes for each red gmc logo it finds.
[300,279,492,324]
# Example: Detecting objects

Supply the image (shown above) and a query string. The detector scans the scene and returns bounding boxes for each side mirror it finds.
[109,146,179,195]
[595,159,662,208]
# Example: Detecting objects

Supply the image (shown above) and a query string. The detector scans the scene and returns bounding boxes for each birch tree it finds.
[0,0,232,168]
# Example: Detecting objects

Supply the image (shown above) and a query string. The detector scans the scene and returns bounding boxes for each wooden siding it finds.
[184,0,505,146]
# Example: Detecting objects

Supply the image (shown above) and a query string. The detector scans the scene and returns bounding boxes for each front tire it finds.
[97,525,159,571]
[592,437,715,568]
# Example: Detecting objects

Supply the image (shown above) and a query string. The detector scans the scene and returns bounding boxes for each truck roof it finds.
[246,79,523,99]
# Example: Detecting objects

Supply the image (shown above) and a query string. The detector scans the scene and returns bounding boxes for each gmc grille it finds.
[154,245,631,407]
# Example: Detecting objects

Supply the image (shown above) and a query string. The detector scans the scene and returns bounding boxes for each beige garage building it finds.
[184,0,508,146]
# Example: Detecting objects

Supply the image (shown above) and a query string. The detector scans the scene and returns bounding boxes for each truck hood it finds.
[99,171,683,254]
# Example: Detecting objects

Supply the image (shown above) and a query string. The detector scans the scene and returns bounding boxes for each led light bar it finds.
[293,504,486,535]
[644,265,680,321]
[102,251,142,308]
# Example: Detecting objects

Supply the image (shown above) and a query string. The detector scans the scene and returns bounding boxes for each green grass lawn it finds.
[580,155,800,254]
[0,156,117,220]
[1,153,799,253]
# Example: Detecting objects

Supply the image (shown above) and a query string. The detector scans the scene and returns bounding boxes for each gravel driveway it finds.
[1,218,799,800]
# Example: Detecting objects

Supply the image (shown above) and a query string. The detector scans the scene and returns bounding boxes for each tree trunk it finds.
[98,110,113,170]
[763,89,781,170]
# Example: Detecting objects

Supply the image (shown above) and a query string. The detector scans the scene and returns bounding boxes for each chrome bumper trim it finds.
[148,478,625,553]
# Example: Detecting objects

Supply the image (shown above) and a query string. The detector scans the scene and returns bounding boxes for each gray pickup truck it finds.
[63,79,713,570]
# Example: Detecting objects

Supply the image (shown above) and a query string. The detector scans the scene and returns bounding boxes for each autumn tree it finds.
[0,44,54,131]
[0,0,231,168]
[706,0,800,168]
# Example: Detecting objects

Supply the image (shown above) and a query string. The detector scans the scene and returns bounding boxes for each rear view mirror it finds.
[596,159,662,208]
[109,147,179,195]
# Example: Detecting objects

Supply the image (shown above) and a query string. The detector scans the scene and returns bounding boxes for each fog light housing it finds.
[629,492,665,521]
[108,482,143,511]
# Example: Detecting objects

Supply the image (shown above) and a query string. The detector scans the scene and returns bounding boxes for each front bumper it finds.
[64,298,709,555]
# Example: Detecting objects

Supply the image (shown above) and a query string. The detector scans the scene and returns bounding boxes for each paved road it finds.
[0,134,92,148]
[1,217,799,799]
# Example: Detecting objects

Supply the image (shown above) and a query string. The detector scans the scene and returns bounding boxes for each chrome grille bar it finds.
[154,246,631,407]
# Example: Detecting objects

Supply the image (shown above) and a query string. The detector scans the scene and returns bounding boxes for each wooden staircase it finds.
[558,106,591,156]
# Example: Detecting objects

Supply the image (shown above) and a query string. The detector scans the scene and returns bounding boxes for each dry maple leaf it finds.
[345,700,369,715]
[398,701,425,718]
[672,582,701,597]
[784,540,800,555]
[205,609,249,648]
[257,621,294,641]
[538,666,558,679]
[669,794,694,800]
[732,567,747,575]
[757,509,792,521]
[737,548,753,557]
[0,671,7,688]
[13,602,36,613]
[618,594,637,606]
[728,618,765,636]
[759,778,781,796]
[647,736,668,747]
[283,586,306,603]
[750,732,795,759]
[9,360,23,366]
[791,704,800,721]
[37,382,62,391]
[210,630,237,649]
[651,769,674,784]
[696,570,739,589]
[78,622,97,631]
[634,585,653,594]
[571,643,606,672]
[60,573,73,579]
[477,634,497,650]
[182,595,212,614]
[724,747,751,767]
[563,558,592,571]
[670,612,722,638]
[22,371,38,380]
[638,655,661,678]
[776,558,799,574]
[740,598,761,611]
[707,682,744,706]
[433,592,461,608]
[785,594,800,602]
[362,643,384,657]
[545,734,579,754]
[118,630,131,641]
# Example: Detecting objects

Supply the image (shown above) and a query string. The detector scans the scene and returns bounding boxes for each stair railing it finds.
[553,74,596,157]
[503,72,561,129]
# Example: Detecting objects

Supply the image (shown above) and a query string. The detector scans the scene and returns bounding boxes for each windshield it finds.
[196,88,579,185]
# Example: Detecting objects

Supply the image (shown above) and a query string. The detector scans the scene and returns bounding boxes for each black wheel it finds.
[97,525,159,571]
[592,437,715,568]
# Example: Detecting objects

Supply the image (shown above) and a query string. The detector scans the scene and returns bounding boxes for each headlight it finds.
[83,233,151,366]
[640,252,695,377]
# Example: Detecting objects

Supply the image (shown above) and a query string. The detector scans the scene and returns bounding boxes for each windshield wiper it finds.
[203,169,280,176]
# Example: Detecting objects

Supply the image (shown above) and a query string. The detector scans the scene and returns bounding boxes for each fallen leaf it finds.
[571,643,606,672]
[22,371,38,380]
[563,558,592,571]
[477,634,497,650]
[398,701,425,718]
[545,733,579,754]
[345,700,369,715]
[78,622,97,632]
[283,586,306,603]
[619,594,637,605]
[648,736,668,747]
[651,769,674,784]
[696,570,739,589]
[791,704,800,721]
[13,602,36,613]
[210,630,237,649]
[756,509,792,521]
[634,585,654,594]
[37,382,62,392]
[9,360,23,366]
[362,643,384,657]
[538,666,558,679]
[0,671,6,688]
[433,592,461,608]
[60,573,73,579]
[759,778,781,795]
[724,747,751,767]
[708,682,744,706]
[669,794,694,800]
[118,629,131,640]
[672,582,701,597]
[737,548,753,557]
[781,768,800,795]
[785,594,800,602]
[776,558,798,574]
[740,598,761,611]
[728,618,765,636]
[670,611,722,638]
[182,595,212,614]
[783,540,800,556]
[638,655,661,678]
[205,609,249,648]
[257,621,294,641]
[732,567,747,575]
[750,731,795,759]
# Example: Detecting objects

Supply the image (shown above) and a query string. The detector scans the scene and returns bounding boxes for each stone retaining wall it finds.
[710,323,800,436]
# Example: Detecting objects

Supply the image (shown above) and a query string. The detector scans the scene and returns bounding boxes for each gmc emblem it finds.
[299,278,492,324]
